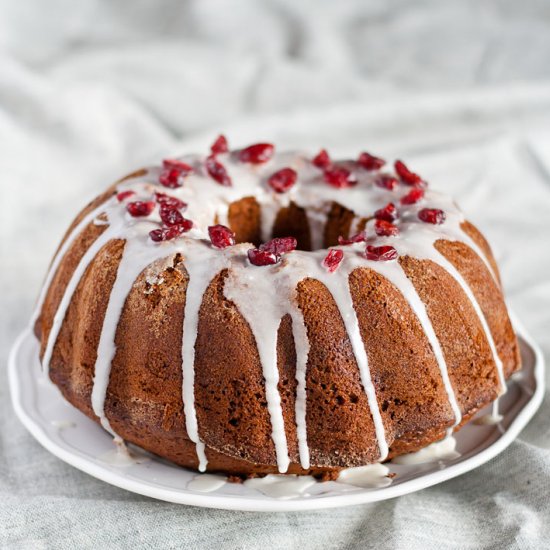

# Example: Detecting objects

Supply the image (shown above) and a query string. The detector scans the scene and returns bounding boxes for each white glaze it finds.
[337,463,392,489]
[289,305,311,470]
[30,200,116,326]
[92,236,176,437]
[179,240,234,472]
[244,474,317,499]
[50,419,76,430]
[34,146,511,476]
[391,436,460,465]
[474,400,504,425]
[474,413,504,426]
[42,230,114,374]
[97,441,148,467]
[432,252,506,394]
[370,260,462,433]
[187,474,227,493]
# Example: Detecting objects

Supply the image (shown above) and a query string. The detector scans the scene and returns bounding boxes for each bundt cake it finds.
[32,136,521,479]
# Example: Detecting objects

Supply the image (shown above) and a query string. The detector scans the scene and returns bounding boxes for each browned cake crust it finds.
[34,150,521,479]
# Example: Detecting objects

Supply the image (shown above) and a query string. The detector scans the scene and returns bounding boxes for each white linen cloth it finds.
[1,0,550,548]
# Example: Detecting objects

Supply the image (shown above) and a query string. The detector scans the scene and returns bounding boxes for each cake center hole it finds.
[229,198,344,252]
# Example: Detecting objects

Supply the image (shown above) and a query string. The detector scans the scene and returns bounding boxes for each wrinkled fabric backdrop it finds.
[2,1,550,548]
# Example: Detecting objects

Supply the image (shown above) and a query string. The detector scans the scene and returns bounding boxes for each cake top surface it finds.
[110,138,470,261]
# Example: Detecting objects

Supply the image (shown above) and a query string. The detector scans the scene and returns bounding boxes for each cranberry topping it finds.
[159,207,184,226]
[248,236,297,266]
[208,224,236,249]
[324,166,357,188]
[117,190,135,202]
[205,155,232,186]
[374,219,399,237]
[127,201,155,217]
[400,188,425,205]
[163,159,193,171]
[394,160,422,186]
[239,143,275,164]
[418,208,446,224]
[159,159,193,188]
[312,149,331,170]
[210,134,228,155]
[149,221,192,242]
[338,231,366,245]
[365,245,398,261]
[358,152,386,171]
[154,192,187,210]
[323,249,344,273]
[374,202,397,222]
[375,175,398,191]
[260,236,297,255]
[268,167,297,193]
[247,248,278,266]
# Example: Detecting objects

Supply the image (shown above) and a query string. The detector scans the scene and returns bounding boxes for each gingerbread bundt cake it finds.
[33,137,521,478]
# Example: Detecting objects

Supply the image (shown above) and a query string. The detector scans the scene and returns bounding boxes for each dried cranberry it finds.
[160,207,184,226]
[149,220,193,242]
[374,202,397,222]
[400,188,424,205]
[163,159,193,171]
[205,155,232,186]
[247,248,279,266]
[324,166,357,188]
[159,159,193,188]
[374,219,399,237]
[154,192,187,210]
[117,190,135,202]
[312,149,331,170]
[239,143,274,164]
[210,134,228,155]
[127,201,155,217]
[365,245,398,261]
[260,237,297,256]
[338,231,366,245]
[208,224,236,249]
[418,208,446,224]
[323,249,344,272]
[268,168,297,193]
[394,160,422,186]
[358,152,386,171]
[375,175,398,191]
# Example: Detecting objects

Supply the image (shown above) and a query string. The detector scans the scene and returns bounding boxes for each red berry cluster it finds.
[127,201,155,217]
[374,202,397,222]
[375,175,398,191]
[358,152,386,171]
[117,190,136,202]
[206,135,232,187]
[365,245,398,261]
[208,224,236,249]
[394,160,423,186]
[248,237,297,266]
[418,208,446,224]
[322,249,344,272]
[159,159,193,189]
[338,232,366,246]
[312,149,357,188]
[268,167,297,193]
[142,192,193,242]
[239,143,275,164]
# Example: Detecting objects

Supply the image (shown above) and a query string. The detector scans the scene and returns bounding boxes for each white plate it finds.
[8,317,544,512]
